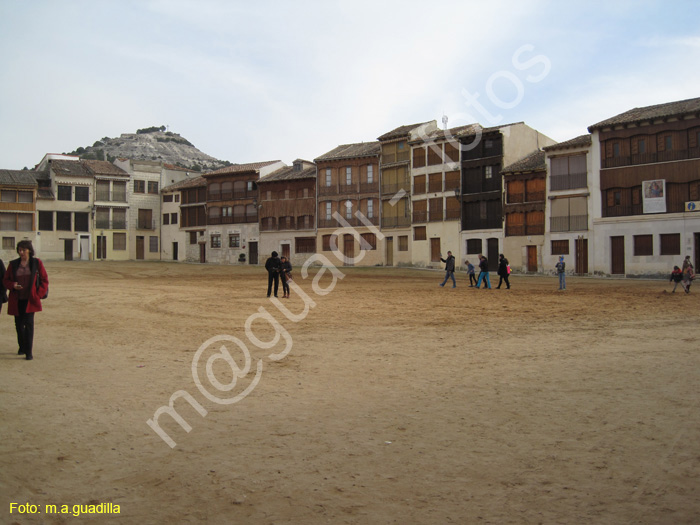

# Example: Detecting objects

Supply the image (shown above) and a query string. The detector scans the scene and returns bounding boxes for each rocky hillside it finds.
[67,126,231,172]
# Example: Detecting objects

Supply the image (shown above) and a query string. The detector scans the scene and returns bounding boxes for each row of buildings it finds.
[1,96,699,276]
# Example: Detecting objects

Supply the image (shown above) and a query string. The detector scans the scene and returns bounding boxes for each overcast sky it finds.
[0,0,698,170]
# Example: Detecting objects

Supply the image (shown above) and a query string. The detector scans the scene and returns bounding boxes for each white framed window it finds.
[485,166,493,179]
[367,165,374,184]
[367,199,374,218]
[345,167,352,185]
[325,202,332,220]
[345,200,352,219]
[325,169,331,187]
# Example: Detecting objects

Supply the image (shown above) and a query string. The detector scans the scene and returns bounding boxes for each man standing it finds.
[439,251,456,288]
[265,251,281,298]
[496,254,510,289]
[475,255,491,289]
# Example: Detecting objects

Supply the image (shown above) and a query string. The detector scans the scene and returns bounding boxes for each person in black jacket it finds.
[475,255,491,289]
[280,256,292,298]
[496,254,511,289]
[265,251,281,298]
[0,259,7,312]
[439,251,456,288]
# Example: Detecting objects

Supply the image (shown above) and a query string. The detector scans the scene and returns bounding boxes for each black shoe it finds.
[25,355,33,361]
[18,349,25,355]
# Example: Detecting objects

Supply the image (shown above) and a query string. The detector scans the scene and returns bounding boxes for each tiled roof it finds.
[314,142,380,162]
[164,163,193,172]
[0,170,39,186]
[162,175,206,192]
[83,160,129,177]
[543,134,592,152]
[50,159,92,178]
[501,150,546,174]
[204,160,281,177]
[38,188,54,199]
[258,165,316,183]
[378,121,434,141]
[588,97,700,131]
[409,124,482,144]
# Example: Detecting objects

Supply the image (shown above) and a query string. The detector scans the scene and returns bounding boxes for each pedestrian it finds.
[475,254,491,289]
[681,259,694,294]
[265,251,281,298]
[496,254,511,289]
[2,241,49,361]
[465,259,477,287]
[439,251,456,288]
[670,265,683,293]
[280,256,292,298]
[555,256,566,290]
[0,259,7,312]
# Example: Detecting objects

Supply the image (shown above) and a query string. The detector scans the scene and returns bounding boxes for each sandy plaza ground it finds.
[1,260,699,524]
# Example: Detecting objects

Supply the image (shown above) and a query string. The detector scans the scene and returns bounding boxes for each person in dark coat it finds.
[496,254,511,289]
[0,259,7,311]
[265,251,281,298]
[475,255,491,289]
[439,251,456,288]
[280,256,292,298]
[2,241,49,361]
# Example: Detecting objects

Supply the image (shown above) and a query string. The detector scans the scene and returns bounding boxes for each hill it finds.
[66,126,231,172]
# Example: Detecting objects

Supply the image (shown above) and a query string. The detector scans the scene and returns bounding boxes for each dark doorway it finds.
[136,236,145,260]
[96,236,107,260]
[430,238,441,262]
[611,236,625,275]
[199,242,206,263]
[487,238,499,271]
[64,239,74,261]
[527,245,537,272]
[249,242,258,265]
[173,242,179,261]
[385,237,393,266]
[575,237,588,274]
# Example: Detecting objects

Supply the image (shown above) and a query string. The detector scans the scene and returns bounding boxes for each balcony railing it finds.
[428,211,443,222]
[602,205,643,218]
[95,220,127,230]
[602,148,700,169]
[208,215,257,225]
[506,224,545,236]
[137,219,156,230]
[412,211,427,223]
[360,182,379,193]
[381,183,410,195]
[318,185,337,196]
[550,214,588,232]
[550,172,587,191]
[95,191,127,203]
[381,216,411,228]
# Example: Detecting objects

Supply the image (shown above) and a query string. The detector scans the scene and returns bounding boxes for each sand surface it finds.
[1,261,699,524]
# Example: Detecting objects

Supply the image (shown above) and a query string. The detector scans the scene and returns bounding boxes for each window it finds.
[175,194,180,202]
[367,165,374,184]
[614,191,621,206]
[247,181,254,192]
[138,209,153,229]
[18,191,32,203]
[346,167,352,185]
[56,211,71,231]
[134,180,145,193]
[75,186,89,202]
[398,235,408,251]
[3,237,15,249]
[38,211,53,231]
[163,214,170,225]
[660,233,680,255]
[322,234,333,251]
[57,185,72,201]
[113,182,126,202]
[149,236,159,252]
[466,239,482,254]
[163,194,174,202]
[613,143,620,157]
[325,202,332,220]
[345,200,352,220]
[17,214,32,231]
[414,226,426,240]
[360,233,376,250]
[633,235,653,256]
[284,189,290,200]
[74,212,89,232]
[113,233,126,251]
[367,200,374,218]
[113,208,126,229]
[1,191,16,202]
[665,135,672,151]
[95,208,109,229]
[190,232,198,245]
[485,166,493,179]
[96,180,110,201]
[550,155,587,190]
[551,240,570,255]
[295,237,316,253]
[210,234,221,248]
[148,181,159,194]
[229,233,240,248]
[638,139,646,154]
[171,213,177,225]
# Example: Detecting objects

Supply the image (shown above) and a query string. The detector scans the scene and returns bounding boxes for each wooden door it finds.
[527,245,537,272]
[343,234,354,266]
[136,236,145,260]
[487,238,499,271]
[385,237,393,266]
[430,238,441,262]
[281,243,290,260]
[96,236,106,260]
[611,236,625,275]
[64,239,73,261]
[173,242,179,261]
[575,237,588,274]
[249,241,258,265]
[199,242,206,263]
[695,233,700,271]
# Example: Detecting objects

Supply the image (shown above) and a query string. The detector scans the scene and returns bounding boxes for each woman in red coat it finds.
[2,240,49,361]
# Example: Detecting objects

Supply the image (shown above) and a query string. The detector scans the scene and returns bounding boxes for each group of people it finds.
[670,255,695,293]
[441,252,511,290]
[264,251,293,298]
[0,240,49,361]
